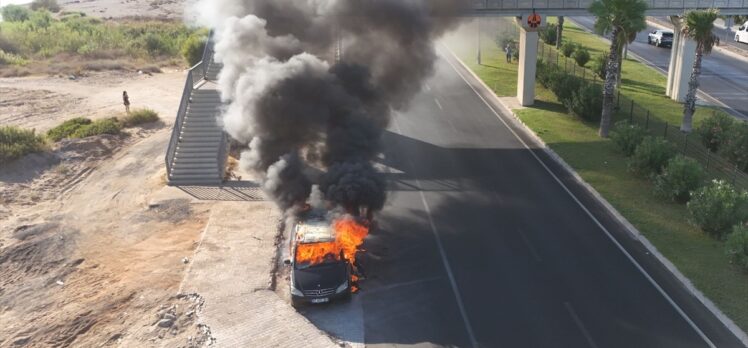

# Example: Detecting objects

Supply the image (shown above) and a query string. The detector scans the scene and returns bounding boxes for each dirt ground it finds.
[0,66,220,347]
[0,70,185,132]
[61,0,189,20]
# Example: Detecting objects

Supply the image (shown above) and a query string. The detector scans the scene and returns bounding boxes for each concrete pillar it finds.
[671,36,696,102]
[665,27,681,97]
[517,27,539,106]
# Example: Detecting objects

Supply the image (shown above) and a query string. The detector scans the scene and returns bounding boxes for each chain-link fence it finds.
[538,42,748,191]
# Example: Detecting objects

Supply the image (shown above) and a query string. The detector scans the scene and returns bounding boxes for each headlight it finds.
[291,285,304,297]
[335,281,349,293]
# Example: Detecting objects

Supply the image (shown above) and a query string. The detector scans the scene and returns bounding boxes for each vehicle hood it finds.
[293,262,348,291]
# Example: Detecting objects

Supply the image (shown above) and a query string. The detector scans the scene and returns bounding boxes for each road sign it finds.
[527,13,542,28]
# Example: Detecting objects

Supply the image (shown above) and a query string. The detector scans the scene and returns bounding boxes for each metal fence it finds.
[538,42,748,191]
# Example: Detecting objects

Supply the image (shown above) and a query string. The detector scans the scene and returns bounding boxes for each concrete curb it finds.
[443,45,748,347]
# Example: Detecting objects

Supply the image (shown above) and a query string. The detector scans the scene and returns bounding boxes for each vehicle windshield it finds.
[294,242,342,269]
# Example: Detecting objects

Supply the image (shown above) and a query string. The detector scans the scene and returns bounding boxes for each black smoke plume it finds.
[194,0,468,215]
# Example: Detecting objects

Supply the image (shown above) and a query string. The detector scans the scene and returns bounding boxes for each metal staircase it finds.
[165,35,229,186]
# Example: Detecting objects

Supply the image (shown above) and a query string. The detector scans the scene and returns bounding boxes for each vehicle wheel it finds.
[737,35,742,44]
[656,40,661,47]
[647,37,651,44]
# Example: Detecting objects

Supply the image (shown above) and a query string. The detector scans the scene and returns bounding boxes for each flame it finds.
[293,217,369,293]
[295,241,340,265]
[333,218,369,262]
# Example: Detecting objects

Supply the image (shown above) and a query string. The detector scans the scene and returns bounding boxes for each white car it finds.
[735,21,748,44]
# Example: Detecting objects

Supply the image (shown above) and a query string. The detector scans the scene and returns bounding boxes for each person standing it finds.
[504,43,513,63]
[122,91,131,114]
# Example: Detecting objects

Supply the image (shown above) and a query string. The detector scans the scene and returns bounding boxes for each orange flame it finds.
[295,241,340,265]
[293,217,369,292]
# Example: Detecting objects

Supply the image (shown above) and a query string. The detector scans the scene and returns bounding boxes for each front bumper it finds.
[291,288,350,305]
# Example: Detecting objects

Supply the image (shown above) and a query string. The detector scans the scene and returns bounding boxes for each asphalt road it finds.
[651,17,748,54]
[351,48,745,347]
[571,16,748,120]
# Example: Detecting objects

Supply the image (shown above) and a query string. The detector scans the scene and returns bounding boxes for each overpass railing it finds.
[469,0,748,15]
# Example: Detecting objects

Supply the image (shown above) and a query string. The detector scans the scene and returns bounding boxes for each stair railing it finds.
[165,30,215,182]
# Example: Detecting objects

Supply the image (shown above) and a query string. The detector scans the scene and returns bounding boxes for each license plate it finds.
[311,298,329,304]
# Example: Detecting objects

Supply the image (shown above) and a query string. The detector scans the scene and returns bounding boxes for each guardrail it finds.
[164,31,216,181]
[468,0,748,15]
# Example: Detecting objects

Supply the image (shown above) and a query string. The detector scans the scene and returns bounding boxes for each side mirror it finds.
[284,259,291,266]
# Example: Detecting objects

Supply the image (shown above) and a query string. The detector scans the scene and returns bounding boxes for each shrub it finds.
[561,41,576,57]
[610,121,647,156]
[46,117,92,141]
[725,224,748,272]
[696,112,735,152]
[591,52,609,80]
[0,33,19,54]
[566,83,602,122]
[654,155,706,203]
[688,180,748,238]
[719,122,748,172]
[628,136,676,176]
[0,126,46,163]
[539,24,557,45]
[549,73,585,105]
[30,0,60,13]
[573,47,591,67]
[536,60,559,89]
[121,108,159,127]
[0,50,28,66]
[1,5,31,22]
[181,32,207,67]
[71,118,121,138]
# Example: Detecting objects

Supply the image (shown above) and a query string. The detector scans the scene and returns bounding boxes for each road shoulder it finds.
[179,201,338,347]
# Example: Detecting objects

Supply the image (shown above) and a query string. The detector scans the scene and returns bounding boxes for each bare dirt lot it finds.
[0,69,220,347]
[61,0,188,19]
[0,70,185,132]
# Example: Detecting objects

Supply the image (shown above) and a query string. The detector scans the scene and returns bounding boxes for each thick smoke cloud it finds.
[193,0,468,214]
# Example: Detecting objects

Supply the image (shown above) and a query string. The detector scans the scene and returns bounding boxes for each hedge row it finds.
[537,59,602,123]
[610,121,748,271]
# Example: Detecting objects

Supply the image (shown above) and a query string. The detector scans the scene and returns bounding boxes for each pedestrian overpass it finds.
[466,0,748,107]
[468,0,748,15]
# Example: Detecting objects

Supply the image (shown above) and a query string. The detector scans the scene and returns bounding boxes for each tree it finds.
[589,0,647,137]
[680,9,719,133]
[556,16,565,49]
[1,4,31,22]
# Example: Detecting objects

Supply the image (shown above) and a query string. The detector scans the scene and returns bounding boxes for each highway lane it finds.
[356,48,745,347]
[651,16,748,55]
[571,16,748,119]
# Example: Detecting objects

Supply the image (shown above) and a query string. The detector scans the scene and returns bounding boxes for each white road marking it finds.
[392,119,479,348]
[517,228,542,262]
[565,301,600,348]
[435,98,444,110]
[441,44,717,348]
[425,83,432,91]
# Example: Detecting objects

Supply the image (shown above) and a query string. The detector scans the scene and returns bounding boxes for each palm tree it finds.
[680,9,719,133]
[589,0,647,137]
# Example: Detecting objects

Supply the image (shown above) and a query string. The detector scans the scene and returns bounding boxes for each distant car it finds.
[735,21,748,44]
[648,30,674,48]
[288,217,352,307]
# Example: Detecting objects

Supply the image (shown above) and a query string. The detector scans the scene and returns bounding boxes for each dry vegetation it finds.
[0,6,206,77]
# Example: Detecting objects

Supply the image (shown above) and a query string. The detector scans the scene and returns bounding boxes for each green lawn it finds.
[448,19,748,332]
